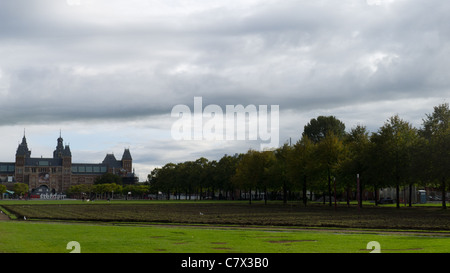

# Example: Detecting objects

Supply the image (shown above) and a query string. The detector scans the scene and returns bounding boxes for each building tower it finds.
[61,144,72,192]
[121,148,132,173]
[15,132,31,183]
[53,132,64,159]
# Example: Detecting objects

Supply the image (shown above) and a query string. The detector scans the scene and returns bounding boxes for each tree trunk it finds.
[264,187,267,205]
[302,175,307,207]
[328,168,332,206]
[346,187,350,207]
[396,183,400,208]
[442,176,446,209]
[408,183,412,207]
[374,185,378,206]
[359,179,363,209]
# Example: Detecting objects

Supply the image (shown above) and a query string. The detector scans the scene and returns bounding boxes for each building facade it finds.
[0,133,137,196]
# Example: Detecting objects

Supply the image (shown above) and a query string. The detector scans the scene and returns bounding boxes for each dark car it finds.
[378,197,394,204]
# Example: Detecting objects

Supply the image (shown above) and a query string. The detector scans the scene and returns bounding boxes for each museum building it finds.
[0,133,137,196]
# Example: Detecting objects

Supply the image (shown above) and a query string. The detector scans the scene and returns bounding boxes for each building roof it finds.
[122,148,132,160]
[71,163,108,174]
[25,157,63,167]
[16,135,31,157]
[8,134,134,177]
[63,145,72,157]
[102,154,122,169]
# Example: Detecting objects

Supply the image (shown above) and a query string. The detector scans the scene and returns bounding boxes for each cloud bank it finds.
[0,0,448,179]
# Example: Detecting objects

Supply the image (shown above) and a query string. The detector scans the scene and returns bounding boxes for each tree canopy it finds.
[146,103,449,208]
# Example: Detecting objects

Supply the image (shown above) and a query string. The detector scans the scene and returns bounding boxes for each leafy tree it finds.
[195,157,210,200]
[420,103,450,139]
[93,183,108,199]
[419,103,450,208]
[233,150,274,204]
[67,184,92,199]
[315,132,345,206]
[0,184,6,199]
[148,167,161,197]
[260,150,277,204]
[303,116,346,143]
[94,173,122,185]
[340,125,371,206]
[123,184,149,199]
[13,183,28,197]
[287,136,315,206]
[268,144,292,204]
[158,163,177,200]
[216,154,241,199]
[371,115,418,208]
[107,183,123,199]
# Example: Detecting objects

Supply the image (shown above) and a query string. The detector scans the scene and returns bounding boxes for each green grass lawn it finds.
[1,199,450,253]
[1,221,450,253]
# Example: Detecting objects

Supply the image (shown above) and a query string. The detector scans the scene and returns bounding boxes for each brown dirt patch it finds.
[0,211,10,221]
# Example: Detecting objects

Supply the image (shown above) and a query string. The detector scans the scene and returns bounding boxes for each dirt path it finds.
[105,222,450,237]
[0,211,10,221]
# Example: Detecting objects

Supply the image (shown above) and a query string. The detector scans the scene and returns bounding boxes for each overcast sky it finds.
[0,0,448,181]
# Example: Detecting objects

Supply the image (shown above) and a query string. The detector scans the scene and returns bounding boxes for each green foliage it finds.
[302,115,346,143]
[369,115,419,207]
[233,150,275,204]
[0,184,6,198]
[147,103,449,208]
[13,183,28,197]
[94,173,123,185]
[287,136,315,205]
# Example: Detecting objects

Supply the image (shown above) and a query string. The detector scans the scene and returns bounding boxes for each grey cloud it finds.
[0,0,449,130]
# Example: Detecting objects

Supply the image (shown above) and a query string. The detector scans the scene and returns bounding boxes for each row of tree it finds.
[67,183,150,200]
[0,183,29,199]
[148,103,450,208]
[66,173,150,199]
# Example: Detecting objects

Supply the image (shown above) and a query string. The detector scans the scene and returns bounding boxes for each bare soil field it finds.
[0,211,9,221]
[2,201,450,231]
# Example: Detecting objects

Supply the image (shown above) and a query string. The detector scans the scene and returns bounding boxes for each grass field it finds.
[1,221,450,253]
[1,200,450,253]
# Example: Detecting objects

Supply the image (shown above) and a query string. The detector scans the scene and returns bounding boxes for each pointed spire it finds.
[122,148,132,160]
[17,131,31,157]
[63,145,72,157]
[21,129,27,145]
[54,131,65,158]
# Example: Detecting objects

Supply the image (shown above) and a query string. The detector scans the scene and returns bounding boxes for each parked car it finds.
[378,197,394,204]
[428,195,441,201]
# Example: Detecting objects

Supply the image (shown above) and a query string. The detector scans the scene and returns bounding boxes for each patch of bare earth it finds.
[0,212,9,221]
